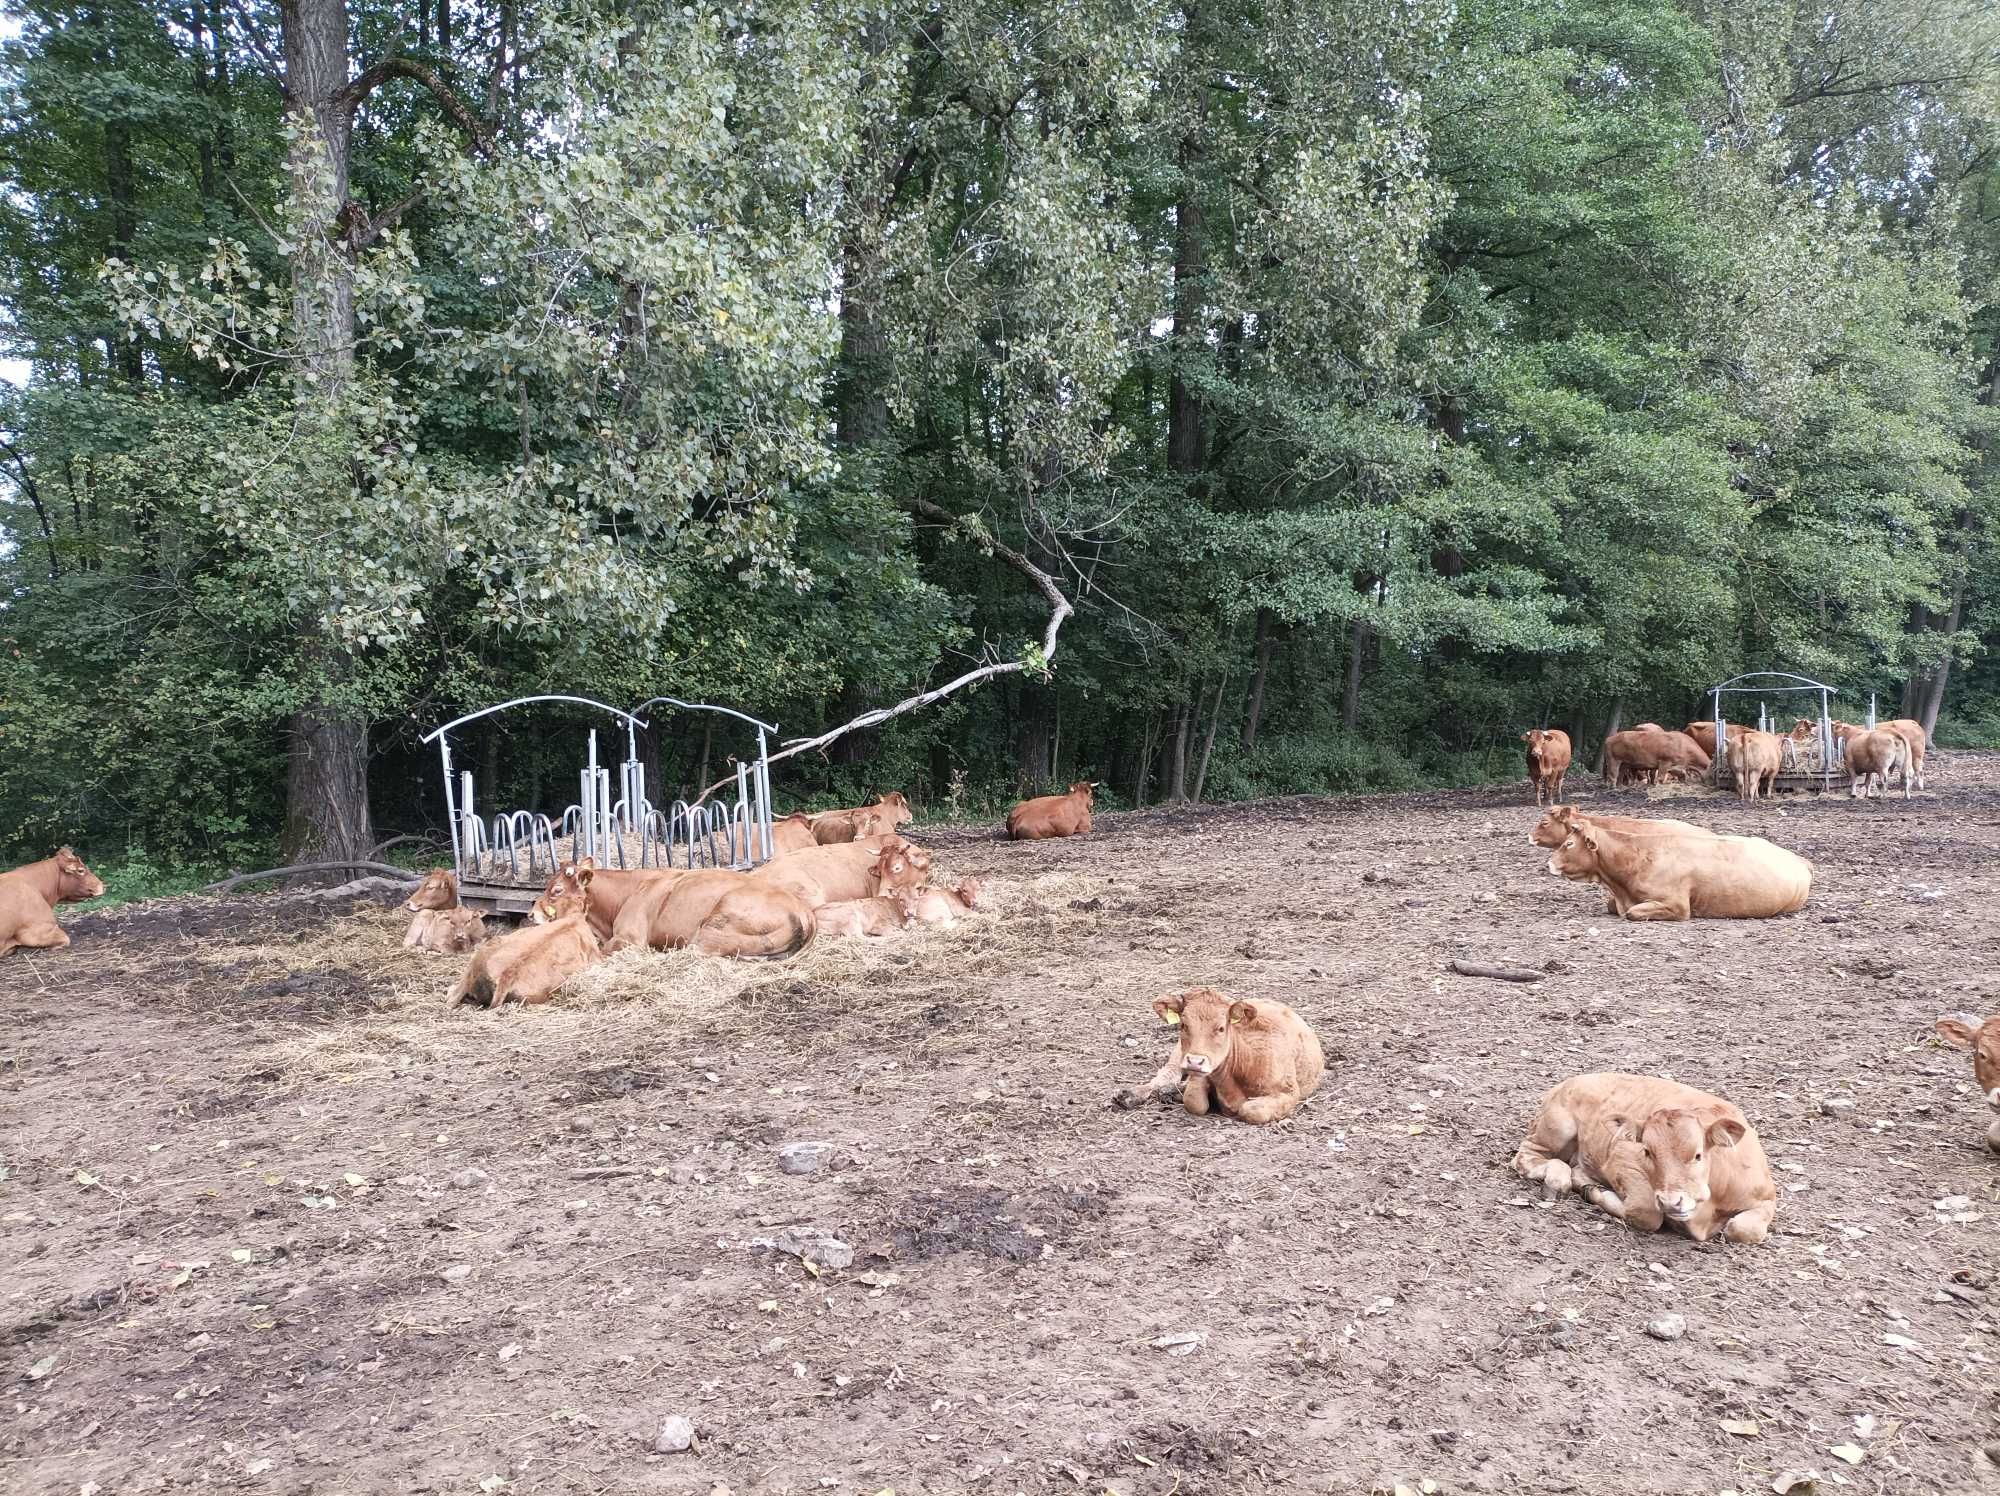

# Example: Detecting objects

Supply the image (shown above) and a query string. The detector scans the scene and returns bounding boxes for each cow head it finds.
[405,868,459,912]
[530,862,594,925]
[1790,719,1817,741]
[52,846,105,902]
[872,839,929,894]
[851,807,889,839]
[870,791,915,829]
[953,876,983,910]
[1547,830,1603,882]
[888,885,922,925]
[1604,1106,1748,1225]
[1936,1014,2000,1111]
[1530,805,1585,849]
[1154,988,1257,1078]
[1069,782,1098,804]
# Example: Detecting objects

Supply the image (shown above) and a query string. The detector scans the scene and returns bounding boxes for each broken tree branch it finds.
[687,497,1073,806]
[1448,960,1546,983]
[339,56,497,154]
[205,860,420,893]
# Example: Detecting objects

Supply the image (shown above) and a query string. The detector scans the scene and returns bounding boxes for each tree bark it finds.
[1167,117,1207,478]
[1134,712,1160,808]
[1192,672,1227,804]
[1341,618,1370,732]
[1594,698,1624,777]
[1166,698,1192,802]
[1241,608,1274,750]
[834,18,893,448]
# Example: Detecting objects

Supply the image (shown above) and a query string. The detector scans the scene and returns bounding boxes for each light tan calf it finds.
[1113,988,1325,1125]
[898,878,984,927]
[815,894,912,939]
[1934,1014,2000,1154]
[1512,1072,1776,1244]
[402,869,487,953]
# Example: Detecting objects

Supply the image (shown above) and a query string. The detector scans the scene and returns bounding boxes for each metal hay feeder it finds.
[1704,671,1875,793]
[422,694,779,913]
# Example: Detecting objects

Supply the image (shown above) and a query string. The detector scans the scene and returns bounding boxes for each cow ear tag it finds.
[1161,1010,1181,1025]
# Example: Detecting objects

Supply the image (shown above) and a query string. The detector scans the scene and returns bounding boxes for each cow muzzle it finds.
[1656,1193,1697,1222]
[1180,1053,1215,1076]
[1985,1086,2000,1110]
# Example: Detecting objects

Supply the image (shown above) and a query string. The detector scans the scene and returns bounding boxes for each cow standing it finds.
[1521,729,1571,806]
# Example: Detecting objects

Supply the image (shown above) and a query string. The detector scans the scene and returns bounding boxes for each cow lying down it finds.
[1512,1072,1777,1244]
[1546,814,1811,920]
[1114,987,1324,1125]
[449,878,602,1011]
[403,869,486,953]
[816,878,984,939]
[1935,1013,2000,1154]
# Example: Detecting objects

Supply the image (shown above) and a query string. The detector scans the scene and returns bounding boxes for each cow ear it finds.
[575,867,594,888]
[1520,731,1533,742]
[1704,1116,1747,1149]
[1580,832,1598,852]
[1935,1016,1979,1047]
[1228,1000,1257,1027]
[577,856,597,872]
[1152,996,1183,1024]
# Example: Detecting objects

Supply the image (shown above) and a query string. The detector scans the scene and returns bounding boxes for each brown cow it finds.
[1547,820,1811,920]
[1730,728,1785,802]
[0,846,105,958]
[532,861,682,941]
[1512,1073,1777,1244]
[1837,726,1909,799]
[1532,808,1718,916]
[1934,1014,2000,1154]
[750,838,929,908]
[1835,718,1926,791]
[1682,720,1749,759]
[1113,988,1325,1125]
[815,893,912,939]
[448,878,602,1010]
[1006,782,1096,840]
[402,869,487,953]
[601,868,817,958]
[762,814,821,857]
[898,878,984,927]
[1521,729,1571,807]
[811,793,914,844]
[1603,728,1710,789]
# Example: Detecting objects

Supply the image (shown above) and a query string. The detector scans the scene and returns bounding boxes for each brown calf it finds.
[402,869,487,953]
[1512,1072,1776,1244]
[1934,1014,2000,1154]
[1006,782,1096,841]
[1113,988,1325,1125]
[448,880,602,1011]
[1521,729,1571,807]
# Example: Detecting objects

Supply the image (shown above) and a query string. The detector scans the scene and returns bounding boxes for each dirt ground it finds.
[5,759,2000,1496]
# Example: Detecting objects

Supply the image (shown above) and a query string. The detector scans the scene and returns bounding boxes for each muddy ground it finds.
[4,758,1999,1496]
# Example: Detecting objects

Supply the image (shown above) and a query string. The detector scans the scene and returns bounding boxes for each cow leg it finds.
[1511,1109,1578,1198]
[1231,1091,1300,1125]
[1722,1199,1774,1245]
[13,921,69,951]
[1113,1058,1185,1110]
[1181,1074,1214,1116]
[1984,1119,2000,1155]
[1621,898,1690,922]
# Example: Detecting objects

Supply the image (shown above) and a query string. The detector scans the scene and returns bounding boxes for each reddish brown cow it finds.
[811,793,915,844]
[1521,729,1572,807]
[1835,718,1927,791]
[1682,721,1749,759]
[1512,1073,1777,1244]
[603,869,817,958]
[1934,1013,2000,1154]
[1603,727,1710,789]
[402,869,487,953]
[0,846,105,958]
[1006,782,1096,840]
[1837,726,1909,799]
[1113,988,1326,1125]
[449,880,602,1010]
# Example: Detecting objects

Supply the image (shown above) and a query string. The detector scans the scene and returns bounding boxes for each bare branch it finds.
[340,56,497,154]
[687,498,1073,805]
[0,435,61,580]
[356,188,425,246]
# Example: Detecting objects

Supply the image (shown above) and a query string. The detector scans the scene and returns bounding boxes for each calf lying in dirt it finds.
[1113,987,1324,1125]
[402,869,486,953]
[448,879,602,1010]
[1512,1072,1776,1244]
[1547,818,1811,920]
[1935,1013,2000,1154]
[816,893,912,938]
[898,878,983,927]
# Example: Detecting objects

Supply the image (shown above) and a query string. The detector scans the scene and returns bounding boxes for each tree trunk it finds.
[1167,116,1207,479]
[1192,673,1227,804]
[1134,712,1160,808]
[436,0,450,51]
[1165,698,1192,802]
[1015,698,1051,790]
[1241,608,1274,750]
[276,0,374,863]
[1594,698,1624,777]
[1341,619,1370,732]
[834,19,893,448]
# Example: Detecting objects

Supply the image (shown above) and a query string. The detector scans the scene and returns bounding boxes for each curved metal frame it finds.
[426,693,779,892]
[1705,671,1852,791]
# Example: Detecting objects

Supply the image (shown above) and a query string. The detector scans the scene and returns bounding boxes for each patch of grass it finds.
[72,849,233,913]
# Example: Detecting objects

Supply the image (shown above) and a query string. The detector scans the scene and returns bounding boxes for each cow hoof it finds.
[1540,1161,1574,1198]
[1111,1089,1146,1110]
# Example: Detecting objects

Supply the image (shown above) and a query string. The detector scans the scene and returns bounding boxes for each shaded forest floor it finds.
[5,758,2000,1495]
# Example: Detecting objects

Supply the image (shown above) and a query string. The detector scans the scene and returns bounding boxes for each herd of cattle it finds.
[3,742,1996,1244]
[1521,714,1929,804]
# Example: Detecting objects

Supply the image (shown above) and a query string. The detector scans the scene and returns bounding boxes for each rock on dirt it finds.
[450,1168,490,1190]
[776,1142,837,1177]
[1645,1313,1686,1341]
[752,1229,854,1270]
[653,1415,697,1454]
[1819,1097,1857,1118]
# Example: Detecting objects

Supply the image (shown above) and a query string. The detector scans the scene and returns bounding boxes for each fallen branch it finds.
[688,497,1073,805]
[204,861,421,894]
[369,833,442,861]
[1448,960,1545,983]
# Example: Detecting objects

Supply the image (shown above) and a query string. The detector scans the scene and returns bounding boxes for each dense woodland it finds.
[3,0,1999,871]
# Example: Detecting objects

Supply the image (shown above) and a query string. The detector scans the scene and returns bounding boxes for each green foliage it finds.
[1,0,1997,872]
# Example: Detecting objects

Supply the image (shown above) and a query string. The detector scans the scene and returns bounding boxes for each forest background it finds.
[4,0,1999,886]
